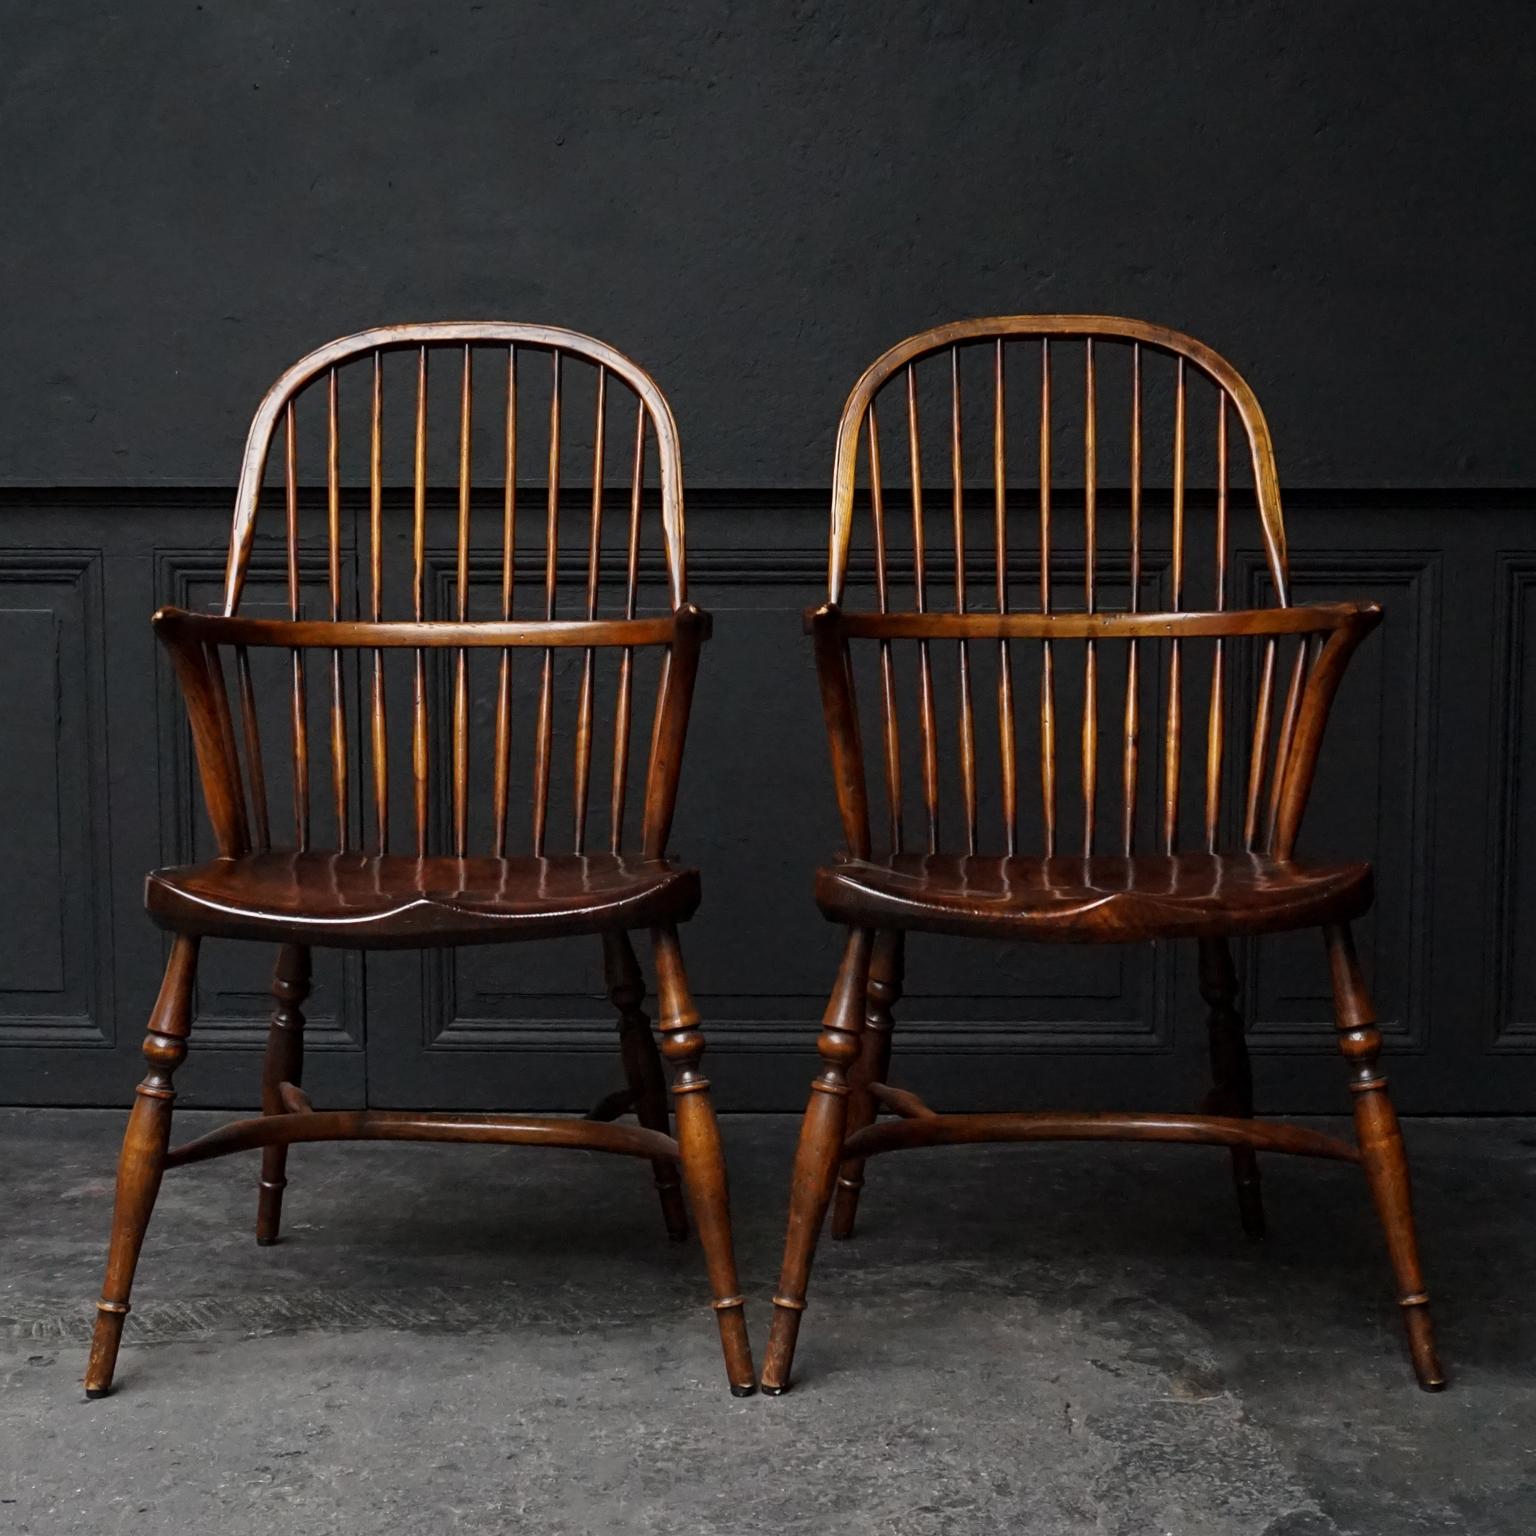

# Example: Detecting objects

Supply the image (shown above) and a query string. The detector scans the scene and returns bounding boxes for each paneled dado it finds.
[0,490,1529,1112]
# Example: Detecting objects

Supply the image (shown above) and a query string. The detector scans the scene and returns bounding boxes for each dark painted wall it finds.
[3,1,1533,488]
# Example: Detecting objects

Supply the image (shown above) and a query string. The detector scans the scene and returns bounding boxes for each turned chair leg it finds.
[603,930,689,1241]
[832,928,903,1239]
[85,935,200,1398]
[1325,923,1445,1391]
[761,926,874,1394]
[651,924,756,1394]
[256,944,311,1246]
[1199,936,1265,1239]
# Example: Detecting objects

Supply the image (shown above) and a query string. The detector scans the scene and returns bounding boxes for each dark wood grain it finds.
[87,323,749,1397]
[768,314,1441,1395]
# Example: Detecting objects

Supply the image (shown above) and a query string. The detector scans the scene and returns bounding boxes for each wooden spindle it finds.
[493,345,518,857]
[869,405,903,850]
[1265,638,1309,851]
[532,349,561,855]
[1039,339,1056,856]
[369,351,387,853]
[234,645,270,849]
[1163,357,1186,854]
[206,644,250,853]
[411,346,429,857]
[908,365,940,851]
[1081,338,1098,856]
[326,368,348,851]
[994,341,1017,854]
[452,346,472,856]
[573,365,606,852]
[951,348,977,853]
[1243,638,1278,851]
[1205,393,1229,851]
[1122,343,1143,855]
[609,401,645,850]
[285,401,310,850]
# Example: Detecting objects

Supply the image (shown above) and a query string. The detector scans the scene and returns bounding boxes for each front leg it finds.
[85,935,200,1398]
[651,924,756,1394]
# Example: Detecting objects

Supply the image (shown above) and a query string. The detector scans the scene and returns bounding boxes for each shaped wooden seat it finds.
[147,851,700,946]
[761,315,1442,1396]
[817,852,1371,943]
[85,324,754,1399]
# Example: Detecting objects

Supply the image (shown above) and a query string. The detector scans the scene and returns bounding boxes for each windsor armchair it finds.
[761,316,1442,1394]
[85,323,755,1397]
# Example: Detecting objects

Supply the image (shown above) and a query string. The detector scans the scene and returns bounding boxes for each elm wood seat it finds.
[816,852,1372,943]
[146,851,700,946]
[760,315,1443,1396]
[85,323,755,1399]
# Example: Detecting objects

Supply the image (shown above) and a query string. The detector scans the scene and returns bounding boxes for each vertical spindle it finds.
[609,400,645,850]
[369,351,387,853]
[1081,338,1098,856]
[1122,343,1143,855]
[951,348,977,853]
[235,645,270,849]
[1039,339,1056,856]
[326,369,348,851]
[493,345,518,857]
[1163,358,1186,853]
[573,366,605,851]
[908,365,940,851]
[1205,393,1229,851]
[994,341,1017,854]
[869,405,903,851]
[412,346,429,857]
[452,346,472,856]
[285,401,310,850]
[532,349,561,854]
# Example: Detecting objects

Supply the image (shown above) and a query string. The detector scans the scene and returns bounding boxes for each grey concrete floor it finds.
[2,1109,1533,1534]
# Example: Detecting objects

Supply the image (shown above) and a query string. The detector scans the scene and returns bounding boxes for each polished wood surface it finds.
[764,314,1441,1394]
[87,323,753,1397]
[146,851,700,947]
[816,852,1372,944]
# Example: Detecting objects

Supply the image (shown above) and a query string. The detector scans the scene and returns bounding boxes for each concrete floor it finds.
[2,1110,1532,1534]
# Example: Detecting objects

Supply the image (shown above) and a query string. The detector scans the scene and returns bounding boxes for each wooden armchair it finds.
[85,324,755,1397]
[761,316,1442,1394]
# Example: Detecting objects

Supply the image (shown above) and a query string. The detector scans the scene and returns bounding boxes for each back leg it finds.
[1199,936,1265,1239]
[603,930,689,1241]
[256,944,311,1246]
[832,929,904,1238]
[1324,923,1445,1391]
[85,935,200,1397]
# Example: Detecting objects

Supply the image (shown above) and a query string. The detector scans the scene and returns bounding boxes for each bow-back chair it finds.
[86,323,755,1397]
[761,315,1442,1394]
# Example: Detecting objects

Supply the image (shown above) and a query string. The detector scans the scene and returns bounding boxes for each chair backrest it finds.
[816,315,1373,863]
[163,323,703,863]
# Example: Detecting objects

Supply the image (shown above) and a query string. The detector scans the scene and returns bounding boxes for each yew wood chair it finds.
[86,323,755,1397]
[761,316,1442,1394]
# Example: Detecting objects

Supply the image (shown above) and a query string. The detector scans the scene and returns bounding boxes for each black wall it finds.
[4,2,1533,488]
[2,4,1534,1112]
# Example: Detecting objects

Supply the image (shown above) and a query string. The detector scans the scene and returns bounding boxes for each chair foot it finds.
[84,936,199,1399]
[1200,938,1267,1241]
[1403,1301,1446,1391]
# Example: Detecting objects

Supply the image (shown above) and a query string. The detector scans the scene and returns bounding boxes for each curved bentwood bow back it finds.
[813,315,1377,865]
